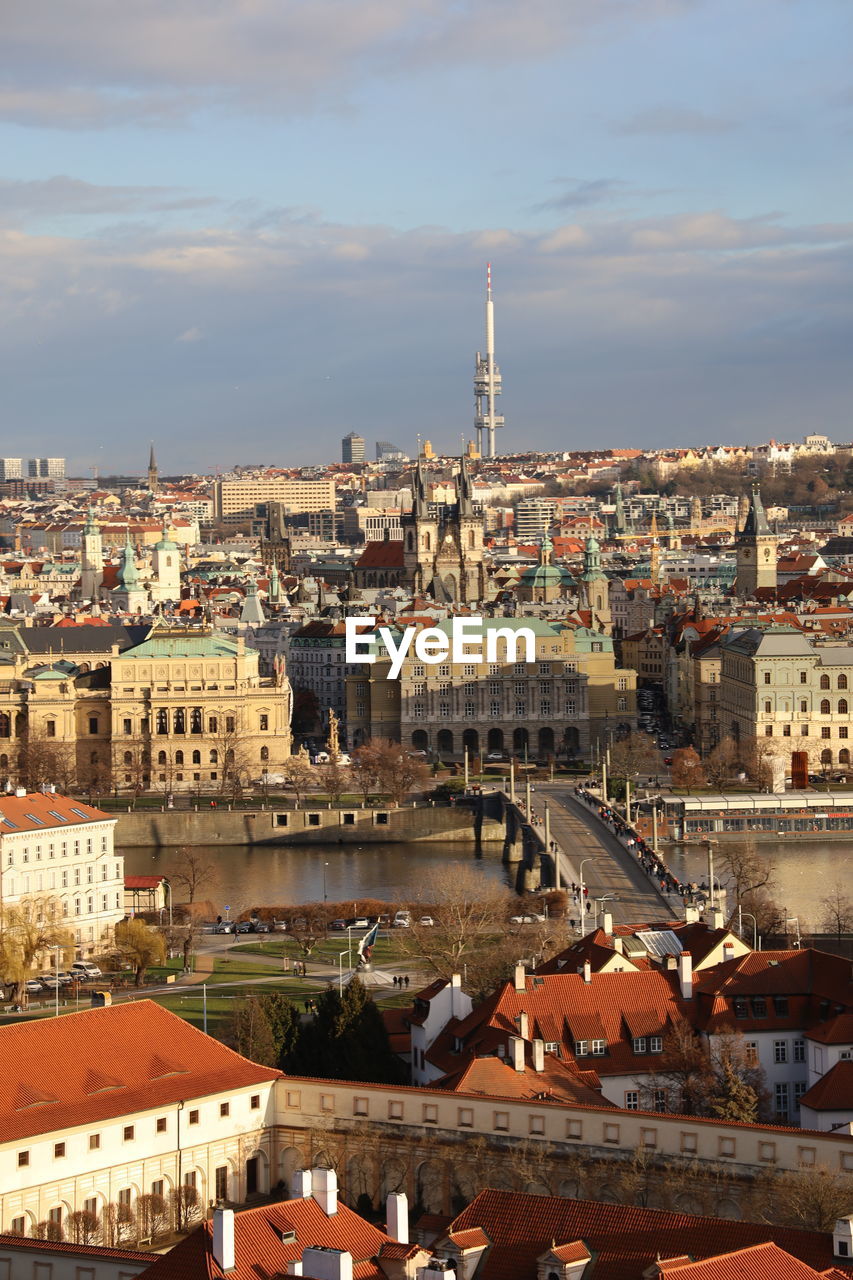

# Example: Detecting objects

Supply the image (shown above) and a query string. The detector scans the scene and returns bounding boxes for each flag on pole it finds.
[358,923,379,963]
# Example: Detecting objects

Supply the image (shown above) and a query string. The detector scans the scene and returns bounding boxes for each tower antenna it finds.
[474,263,504,458]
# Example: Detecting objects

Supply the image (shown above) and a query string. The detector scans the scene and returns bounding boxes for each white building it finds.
[0,792,121,961]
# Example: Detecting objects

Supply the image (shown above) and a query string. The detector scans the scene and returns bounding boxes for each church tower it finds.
[150,521,181,604]
[736,485,776,598]
[112,531,149,614]
[79,507,103,601]
[147,443,159,493]
[577,532,612,633]
[402,455,485,603]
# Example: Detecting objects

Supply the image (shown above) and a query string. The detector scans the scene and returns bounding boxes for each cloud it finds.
[0,175,218,222]
[0,0,693,127]
[532,178,629,213]
[615,105,735,135]
[0,203,850,468]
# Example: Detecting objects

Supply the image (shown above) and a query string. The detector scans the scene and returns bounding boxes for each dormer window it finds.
[590,1039,606,1056]
[575,1040,588,1057]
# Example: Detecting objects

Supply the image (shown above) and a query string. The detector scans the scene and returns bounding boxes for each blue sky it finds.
[0,0,851,473]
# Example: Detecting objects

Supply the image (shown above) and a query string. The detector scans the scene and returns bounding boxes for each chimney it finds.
[532,1038,545,1072]
[678,951,693,999]
[583,960,591,984]
[510,1035,525,1072]
[386,1191,409,1244]
[685,904,700,923]
[602,911,613,935]
[292,1168,313,1199]
[711,908,725,929]
[613,936,623,955]
[450,972,464,1019]
[666,954,677,970]
[312,1167,338,1216]
[287,1265,303,1276]
[514,963,526,993]
[301,1248,353,1280]
[212,1208,235,1273]
[723,942,735,962]
[515,1010,529,1039]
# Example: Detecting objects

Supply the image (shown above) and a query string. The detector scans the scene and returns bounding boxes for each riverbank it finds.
[112,801,503,848]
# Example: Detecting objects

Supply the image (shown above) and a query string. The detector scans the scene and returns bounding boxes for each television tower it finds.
[474,263,504,457]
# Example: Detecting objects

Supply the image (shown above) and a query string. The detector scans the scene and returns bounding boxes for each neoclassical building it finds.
[0,625,291,795]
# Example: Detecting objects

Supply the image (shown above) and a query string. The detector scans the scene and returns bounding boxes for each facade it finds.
[576,535,612,634]
[0,792,121,961]
[28,458,66,479]
[401,456,485,604]
[515,497,557,542]
[213,479,336,526]
[735,486,777,599]
[0,1002,280,1238]
[341,432,365,464]
[0,458,23,481]
[286,620,361,738]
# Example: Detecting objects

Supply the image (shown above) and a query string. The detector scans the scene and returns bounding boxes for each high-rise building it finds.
[515,497,556,542]
[0,458,22,481]
[27,457,66,478]
[376,440,407,462]
[342,432,365,463]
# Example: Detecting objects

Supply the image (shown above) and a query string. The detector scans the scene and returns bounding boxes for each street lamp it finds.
[738,905,758,950]
[338,949,350,992]
[594,894,617,929]
[323,862,329,904]
[162,877,173,929]
[578,857,593,930]
[51,945,62,1018]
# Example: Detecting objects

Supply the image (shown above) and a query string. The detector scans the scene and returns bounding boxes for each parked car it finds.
[38,974,62,990]
[56,971,75,985]
[235,921,254,934]
[393,910,411,928]
[214,922,234,934]
[254,921,270,933]
[272,920,289,932]
[350,917,370,930]
[418,916,435,927]
[25,979,45,996]
[71,961,102,980]
[808,774,826,785]
[329,919,347,931]
[663,756,674,766]
[509,914,545,925]
[485,751,509,762]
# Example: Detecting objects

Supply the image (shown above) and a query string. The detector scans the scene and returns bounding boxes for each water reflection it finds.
[123,841,513,916]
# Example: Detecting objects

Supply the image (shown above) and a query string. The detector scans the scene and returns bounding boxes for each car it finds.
[350,917,370,930]
[832,773,849,783]
[71,961,102,980]
[235,921,254,934]
[254,921,270,933]
[808,774,826,785]
[509,914,545,925]
[56,971,75,985]
[485,751,509,762]
[329,919,347,931]
[663,756,673,766]
[215,922,234,934]
[25,979,45,996]
[418,916,435,927]
[38,974,62,990]
[272,920,289,932]
[393,910,411,928]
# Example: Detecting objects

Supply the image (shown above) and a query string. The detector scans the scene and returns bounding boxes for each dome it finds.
[520,562,573,588]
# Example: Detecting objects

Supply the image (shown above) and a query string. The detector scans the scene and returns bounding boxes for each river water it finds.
[123,841,513,917]
[667,838,852,933]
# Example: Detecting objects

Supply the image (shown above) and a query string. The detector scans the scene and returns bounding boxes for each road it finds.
[535,785,679,929]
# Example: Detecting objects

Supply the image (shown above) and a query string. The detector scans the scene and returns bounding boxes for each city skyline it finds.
[1,0,851,470]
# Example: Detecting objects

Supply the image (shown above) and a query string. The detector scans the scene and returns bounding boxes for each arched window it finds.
[156,709,168,735]
[820,674,830,689]
[0,754,7,770]
[469,529,476,548]
[0,714,9,738]
[406,531,414,551]
[210,750,218,764]
[123,751,132,765]
[260,746,269,762]
[839,699,848,716]
[175,751,184,765]
[158,751,167,765]
[166,555,172,568]
[46,720,56,738]
[423,532,431,552]
[821,748,833,764]
[839,674,848,690]
[191,708,202,734]
[192,750,201,765]
[174,709,185,735]
[821,699,831,715]
[840,748,850,765]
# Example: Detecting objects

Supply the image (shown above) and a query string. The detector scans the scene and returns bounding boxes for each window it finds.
[751,997,767,1017]
[793,1081,808,1109]
[250,1094,260,1109]
[219,1102,230,1118]
[575,1040,588,1056]
[764,672,771,684]
[653,1089,667,1111]
[719,1137,735,1158]
[783,724,791,737]
[794,1039,806,1063]
[515,700,526,717]
[649,1036,663,1054]
[156,1117,167,1133]
[822,726,832,739]
[625,1090,639,1110]
[765,725,773,736]
[840,699,849,716]
[490,701,501,716]
[681,1132,697,1154]
[745,1042,758,1065]
[423,1103,438,1123]
[259,714,269,731]
[821,674,831,689]
[591,1039,606,1056]
[800,671,807,683]
[774,1041,788,1064]
[821,699,831,715]
[89,1133,100,1150]
[88,716,99,735]
[774,996,789,1016]
[54,1142,65,1158]
[514,662,526,675]
[775,1082,789,1117]
[215,1166,228,1202]
[388,1100,403,1120]
[118,1188,132,1208]
[632,1037,647,1054]
[320,1093,335,1112]
[18,1150,29,1167]
[458,1107,474,1127]
[123,1125,134,1141]
[529,1115,545,1136]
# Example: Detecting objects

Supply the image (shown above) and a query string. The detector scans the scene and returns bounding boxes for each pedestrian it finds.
[585,901,591,914]
[404,975,409,989]
[304,998,310,1012]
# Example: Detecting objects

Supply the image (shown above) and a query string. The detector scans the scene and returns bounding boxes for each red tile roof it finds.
[0,1001,280,1142]
[0,791,113,834]
[651,1242,831,1278]
[807,1013,853,1045]
[355,541,405,569]
[138,1196,394,1280]
[798,1061,853,1112]
[0,1234,150,1263]
[434,1053,612,1107]
[445,1190,846,1280]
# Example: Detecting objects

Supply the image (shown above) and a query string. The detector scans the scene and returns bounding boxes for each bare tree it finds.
[609,731,659,779]
[135,1193,170,1242]
[772,1165,853,1233]
[112,736,150,803]
[820,883,853,943]
[280,748,315,807]
[319,758,350,806]
[170,1185,201,1233]
[370,740,430,806]
[19,727,77,792]
[719,840,775,909]
[350,742,383,804]
[170,847,218,905]
[66,1210,100,1245]
[670,747,706,789]
[703,737,737,789]
[737,734,778,789]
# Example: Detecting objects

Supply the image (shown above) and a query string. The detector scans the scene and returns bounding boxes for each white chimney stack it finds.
[287,1265,303,1276]
[510,1035,525,1072]
[583,960,591,984]
[723,942,735,962]
[602,912,613,935]
[685,904,700,923]
[450,972,463,1019]
[613,936,623,954]
[678,950,693,999]
[212,1208,235,1273]
[312,1167,338,1216]
[514,963,526,993]
[301,1247,353,1280]
[386,1191,409,1244]
[292,1168,313,1199]
[532,1038,545,1072]
[711,908,725,929]
[515,1010,529,1039]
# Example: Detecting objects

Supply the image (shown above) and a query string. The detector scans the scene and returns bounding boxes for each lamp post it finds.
[578,857,592,930]
[594,894,617,929]
[52,945,61,1017]
[323,861,329,904]
[338,949,350,992]
[162,877,173,929]
[738,905,758,950]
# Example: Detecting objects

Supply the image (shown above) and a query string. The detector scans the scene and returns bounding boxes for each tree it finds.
[642,1021,712,1116]
[285,976,404,1083]
[719,840,775,909]
[320,758,350,806]
[708,1059,759,1122]
[773,1165,853,1232]
[291,685,321,736]
[170,847,218,905]
[135,1193,170,1242]
[370,739,430,806]
[114,918,166,986]
[100,1202,137,1247]
[737,734,779,789]
[670,747,706,789]
[170,1185,201,1233]
[0,894,73,1005]
[397,864,515,996]
[820,883,853,942]
[66,1210,99,1245]
[350,742,383,803]
[608,731,659,779]
[703,737,737,789]
[281,748,314,807]
[257,991,301,1064]
[18,727,77,792]
[112,736,150,802]
[227,996,278,1067]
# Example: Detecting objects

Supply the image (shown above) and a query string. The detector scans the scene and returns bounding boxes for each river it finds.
[123,841,514,917]
[667,838,852,933]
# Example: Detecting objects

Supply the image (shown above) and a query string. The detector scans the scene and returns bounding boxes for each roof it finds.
[0,1233,150,1264]
[0,1001,280,1142]
[137,1196,394,1280]
[123,633,240,659]
[444,1190,848,1280]
[434,1053,612,1108]
[19,623,151,655]
[355,541,406,569]
[798,1061,853,1112]
[0,792,114,834]
[650,1242,836,1279]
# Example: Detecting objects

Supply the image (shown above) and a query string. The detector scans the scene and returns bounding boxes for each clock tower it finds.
[736,485,776,598]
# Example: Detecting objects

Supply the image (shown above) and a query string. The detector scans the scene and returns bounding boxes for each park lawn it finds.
[232,934,409,967]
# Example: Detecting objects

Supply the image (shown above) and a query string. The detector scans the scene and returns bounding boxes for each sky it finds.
[1,0,852,474]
